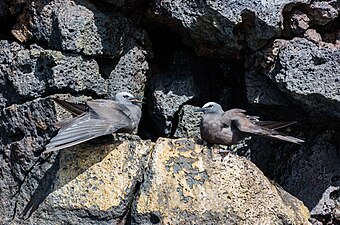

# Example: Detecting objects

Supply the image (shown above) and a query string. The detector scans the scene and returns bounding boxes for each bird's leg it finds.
[111,133,118,141]
[217,145,232,153]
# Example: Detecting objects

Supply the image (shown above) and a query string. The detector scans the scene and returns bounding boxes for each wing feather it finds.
[52,98,87,116]
[45,101,134,153]
[254,121,297,130]
[222,109,304,144]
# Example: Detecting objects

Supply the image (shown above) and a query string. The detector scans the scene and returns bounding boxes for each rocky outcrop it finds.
[11,136,151,225]
[246,38,340,118]
[149,0,309,58]
[12,0,135,56]
[8,138,310,224]
[1,0,339,224]
[133,138,310,224]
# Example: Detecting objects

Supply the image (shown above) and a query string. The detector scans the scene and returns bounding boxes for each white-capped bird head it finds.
[196,102,224,114]
[115,92,144,104]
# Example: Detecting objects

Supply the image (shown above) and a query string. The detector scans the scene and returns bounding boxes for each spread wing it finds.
[52,98,87,116]
[86,99,133,123]
[45,100,133,153]
[222,109,304,144]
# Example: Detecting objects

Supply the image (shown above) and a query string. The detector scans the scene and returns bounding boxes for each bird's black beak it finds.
[128,96,145,104]
[194,108,204,112]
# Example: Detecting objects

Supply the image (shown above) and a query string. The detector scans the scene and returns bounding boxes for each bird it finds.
[195,102,304,145]
[44,92,144,153]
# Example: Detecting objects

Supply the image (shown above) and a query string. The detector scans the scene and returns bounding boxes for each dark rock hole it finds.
[20,64,33,74]
[10,128,25,142]
[330,189,340,200]
[149,213,161,224]
[312,55,326,66]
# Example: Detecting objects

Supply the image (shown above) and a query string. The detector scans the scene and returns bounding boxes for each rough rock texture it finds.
[245,37,340,118]
[12,0,137,57]
[276,125,340,224]
[270,38,340,118]
[106,44,149,99]
[173,105,201,139]
[1,0,340,224]
[150,0,309,57]
[12,136,152,224]
[4,137,310,224]
[307,1,339,26]
[149,73,197,136]
[0,98,57,223]
[133,138,310,224]
[0,40,106,107]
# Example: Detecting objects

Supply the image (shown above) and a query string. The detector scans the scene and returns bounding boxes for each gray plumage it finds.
[44,92,143,153]
[197,102,304,145]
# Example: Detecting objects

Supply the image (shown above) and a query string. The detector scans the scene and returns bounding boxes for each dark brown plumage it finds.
[196,102,304,145]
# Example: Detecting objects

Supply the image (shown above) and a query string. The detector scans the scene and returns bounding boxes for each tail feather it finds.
[267,134,305,144]
[255,121,297,130]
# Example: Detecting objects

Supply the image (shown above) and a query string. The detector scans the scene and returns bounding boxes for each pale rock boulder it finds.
[133,138,310,225]
[15,136,152,224]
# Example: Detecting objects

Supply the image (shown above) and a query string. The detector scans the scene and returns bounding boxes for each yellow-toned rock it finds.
[29,136,152,224]
[133,138,310,225]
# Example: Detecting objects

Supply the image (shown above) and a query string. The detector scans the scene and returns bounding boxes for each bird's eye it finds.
[207,105,213,108]
[123,95,129,98]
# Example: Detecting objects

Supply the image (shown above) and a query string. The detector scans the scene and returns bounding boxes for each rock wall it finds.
[0,0,339,224]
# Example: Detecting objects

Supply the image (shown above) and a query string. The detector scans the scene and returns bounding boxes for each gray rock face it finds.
[150,0,308,57]
[307,1,339,26]
[2,0,340,224]
[107,45,149,99]
[245,39,291,106]
[0,40,106,106]
[0,98,57,224]
[12,0,133,56]
[173,105,201,139]
[149,74,197,136]
[276,127,340,222]
[269,38,340,118]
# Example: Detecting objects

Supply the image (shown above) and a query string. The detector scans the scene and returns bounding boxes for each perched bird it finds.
[44,92,143,153]
[196,102,304,145]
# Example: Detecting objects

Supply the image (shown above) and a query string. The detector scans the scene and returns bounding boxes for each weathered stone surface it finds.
[150,0,308,57]
[269,38,340,118]
[307,1,339,26]
[13,136,152,224]
[0,40,106,106]
[173,105,201,139]
[288,10,310,35]
[3,0,340,224]
[106,44,149,99]
[12,0,133,56]
[95,0,143,9]
[149,74,197,136]
[304,29,323,44]
[133,138,310,224]
[0,98,57,224]
[245,37,340,117]
[245,39,291,106]
[275,127,340,224]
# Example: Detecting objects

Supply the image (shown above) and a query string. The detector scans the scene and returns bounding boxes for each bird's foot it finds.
[217,145,232,153]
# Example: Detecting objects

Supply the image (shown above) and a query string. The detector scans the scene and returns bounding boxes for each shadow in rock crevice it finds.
[20,154,60,219]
